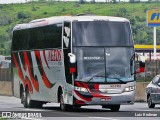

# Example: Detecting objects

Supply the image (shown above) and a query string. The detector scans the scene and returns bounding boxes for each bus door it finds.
[63,22,72,84]
[63,22,73,104]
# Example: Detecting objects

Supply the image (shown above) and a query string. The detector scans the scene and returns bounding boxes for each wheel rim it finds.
[147,96,152,107]
[22,91,26,103]
[60,94,64,110]
[27,91,30,105]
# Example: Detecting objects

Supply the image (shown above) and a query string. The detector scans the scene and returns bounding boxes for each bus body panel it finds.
[12,49,68,103]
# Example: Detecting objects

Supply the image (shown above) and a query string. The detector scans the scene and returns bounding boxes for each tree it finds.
[1,44,4,49]
[130,0,135,3]
[112,0,117,3]
[134,29,148,44]
[0,43,5,55]
[79,0,85,4]
[116,8,127,17]
[91,0,95,3]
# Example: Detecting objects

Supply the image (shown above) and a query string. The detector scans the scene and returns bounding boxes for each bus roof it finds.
[13,16,129,31]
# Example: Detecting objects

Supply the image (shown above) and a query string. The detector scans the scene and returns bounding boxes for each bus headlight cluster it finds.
[75,86,88,92]
[123,86,136,92]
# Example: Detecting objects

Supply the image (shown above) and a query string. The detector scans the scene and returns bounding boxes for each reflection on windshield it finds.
[72,21,133,46]
[105,47,133,79]
[74,47,134,83]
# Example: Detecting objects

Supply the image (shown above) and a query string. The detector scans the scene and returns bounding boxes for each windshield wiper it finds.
[86,75,105,83]
[107,77,127,83]
[86,71,105,83]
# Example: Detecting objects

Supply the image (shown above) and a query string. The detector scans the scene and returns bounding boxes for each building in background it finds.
[135,45,160,61]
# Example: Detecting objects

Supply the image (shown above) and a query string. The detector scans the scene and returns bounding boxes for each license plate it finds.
[110,84,121,88]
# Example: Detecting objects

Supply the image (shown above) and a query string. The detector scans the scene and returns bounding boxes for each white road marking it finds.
[21,117,43,120]
[89,117,119,120]
[132,109,155,111]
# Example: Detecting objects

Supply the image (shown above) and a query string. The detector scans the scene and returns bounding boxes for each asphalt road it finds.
[0,96,160,120]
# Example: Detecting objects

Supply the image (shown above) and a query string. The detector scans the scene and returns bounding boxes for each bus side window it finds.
[29,24,62,50]
[12,29,30,51]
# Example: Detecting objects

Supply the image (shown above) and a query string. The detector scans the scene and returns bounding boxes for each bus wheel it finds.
[110,105,120,111]
[23,88,34,108]
[147,95,155,108]
[60,91,68,111]
[21,89,25,104]
[102,105,120,111]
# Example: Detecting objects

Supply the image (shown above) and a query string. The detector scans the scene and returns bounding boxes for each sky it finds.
[0,0,29,4]
[0,0,149,4]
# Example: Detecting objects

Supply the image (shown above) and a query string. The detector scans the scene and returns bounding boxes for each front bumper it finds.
[74,90,135,105]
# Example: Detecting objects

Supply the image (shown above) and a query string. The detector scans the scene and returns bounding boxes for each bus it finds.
[11,15,145,111]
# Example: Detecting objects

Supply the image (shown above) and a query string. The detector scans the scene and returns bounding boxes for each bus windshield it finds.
[72,21,133,47]
[74,47,134,83]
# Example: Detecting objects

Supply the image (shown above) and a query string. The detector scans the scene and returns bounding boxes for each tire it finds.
[102,105,120,112]
[21,89,25,104]
[147,95,155,108]
[23,88,34,108]
[60,91,69,111]
[110,105,120,111]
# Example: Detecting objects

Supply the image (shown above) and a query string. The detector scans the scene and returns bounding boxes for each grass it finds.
[0,117,7,120]
[1,1,160,55]
[136,78,151,82]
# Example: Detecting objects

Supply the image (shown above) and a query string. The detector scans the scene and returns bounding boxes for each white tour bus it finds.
[11,15,145,111]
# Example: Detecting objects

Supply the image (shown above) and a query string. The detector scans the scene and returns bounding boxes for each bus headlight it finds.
[75,87,88,92]
[123,86,136,92]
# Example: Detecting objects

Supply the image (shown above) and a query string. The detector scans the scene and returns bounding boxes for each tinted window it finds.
[12,24,62,51]
[72,21,132,47]
[30,24,62,49]
[12,29,30,51]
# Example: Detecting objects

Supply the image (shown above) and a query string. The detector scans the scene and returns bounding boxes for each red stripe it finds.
[92,93,111,98]
[74,90,92,102]
[12,52,33,94]
[25,77,33,94]
[94,84,100,93]
[35,51,52,88]
[23,52,39,92]
[82,82,93,93]
[75,81,83,87]
[12,52,25,84]
[93,84,111,98]
[43,50,49,68]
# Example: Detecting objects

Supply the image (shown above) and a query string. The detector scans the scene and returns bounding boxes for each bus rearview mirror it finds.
[136,56,145,74]
[68,53,76,63]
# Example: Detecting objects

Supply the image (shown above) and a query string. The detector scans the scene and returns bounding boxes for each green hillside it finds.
[0,1,160,55]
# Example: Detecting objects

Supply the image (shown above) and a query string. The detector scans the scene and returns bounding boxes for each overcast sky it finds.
[0,0,28,4]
